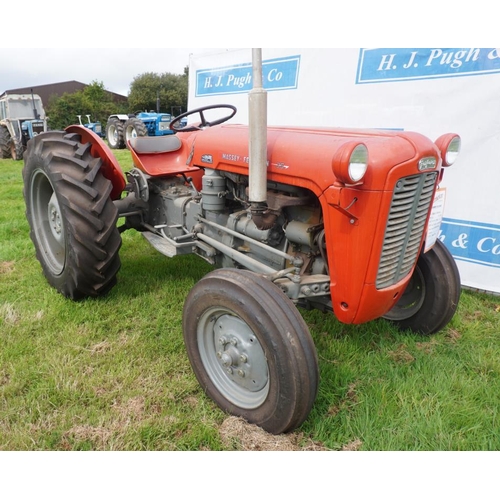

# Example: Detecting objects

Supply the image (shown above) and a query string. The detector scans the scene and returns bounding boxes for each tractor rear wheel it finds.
[183,268,319,434]
[383,239,461,335]
[124,118,147,148]
[105,118,125,149]
[0,126,11,159]
[23,130,122,300]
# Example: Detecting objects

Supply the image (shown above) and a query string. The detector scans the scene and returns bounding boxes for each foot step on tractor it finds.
[22,50,462,434]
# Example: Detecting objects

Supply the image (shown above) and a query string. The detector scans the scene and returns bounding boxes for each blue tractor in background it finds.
[77,115,104,138]
[105,105,187,149]
[105,111,174,149]
[123,111,175,147]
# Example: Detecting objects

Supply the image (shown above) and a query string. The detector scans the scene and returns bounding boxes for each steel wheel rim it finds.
[125,126,137,142]
[30,169,66,275]
[197,306,269,409]
[108,124,117,146]
[383,266,426,321]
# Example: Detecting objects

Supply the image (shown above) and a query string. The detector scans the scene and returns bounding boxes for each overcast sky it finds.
[0,1,490,100]
[0,48,228,97]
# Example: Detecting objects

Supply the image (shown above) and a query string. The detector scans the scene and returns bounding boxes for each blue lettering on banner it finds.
[356,48,500,84]
[195,56,300,97]
[439,218,500,268]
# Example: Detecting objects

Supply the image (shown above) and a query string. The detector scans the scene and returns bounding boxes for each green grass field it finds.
[1,151,500,450]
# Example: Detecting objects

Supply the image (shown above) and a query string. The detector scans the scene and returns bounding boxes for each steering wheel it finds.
[170,104,237,132]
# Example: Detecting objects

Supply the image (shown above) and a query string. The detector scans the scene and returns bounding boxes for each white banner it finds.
[188,48,500,294]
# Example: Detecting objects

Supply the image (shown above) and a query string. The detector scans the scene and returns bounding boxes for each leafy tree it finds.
[127,68,188,116]
[46,81,128,130]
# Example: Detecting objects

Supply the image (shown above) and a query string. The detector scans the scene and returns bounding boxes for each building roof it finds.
[0,80,127,107]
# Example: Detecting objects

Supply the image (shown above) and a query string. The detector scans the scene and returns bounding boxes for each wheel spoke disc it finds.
[197,307,269,409]
[126,126,137,142]
[48,192,64,245]
[31,169,65,275]
[383,267,426,321]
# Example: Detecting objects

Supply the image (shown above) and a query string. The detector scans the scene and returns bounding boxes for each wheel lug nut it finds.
[237,370,245,377]
[226,367,233,375]
[230,338,237,346]
[219,336,228,345]
[239,354,247,363]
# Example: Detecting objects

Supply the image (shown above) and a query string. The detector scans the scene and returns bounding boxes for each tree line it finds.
[46,67,189,130]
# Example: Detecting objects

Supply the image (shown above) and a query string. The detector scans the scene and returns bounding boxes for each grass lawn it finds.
[1,149,500,451]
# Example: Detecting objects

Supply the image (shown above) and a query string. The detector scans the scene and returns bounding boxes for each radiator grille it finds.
[32,122,45,135]
[376,172,438,289]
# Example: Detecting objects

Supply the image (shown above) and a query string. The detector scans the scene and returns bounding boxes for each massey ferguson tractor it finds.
[22,50,461,434]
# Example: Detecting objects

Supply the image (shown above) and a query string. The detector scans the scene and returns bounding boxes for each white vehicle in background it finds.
[0,93,47,161]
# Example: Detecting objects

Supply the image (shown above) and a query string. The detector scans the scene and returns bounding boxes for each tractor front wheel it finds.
[383,239,461,335]
[23,131,122,300]
[183,268,319,434]
[124,118,147,148]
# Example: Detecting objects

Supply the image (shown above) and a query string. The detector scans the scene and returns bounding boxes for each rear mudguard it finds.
[65,125,126,199]
[127,134,204,190]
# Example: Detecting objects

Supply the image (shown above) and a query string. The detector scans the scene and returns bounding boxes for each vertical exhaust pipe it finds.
[249,49,276,230]
[31,88,40,120]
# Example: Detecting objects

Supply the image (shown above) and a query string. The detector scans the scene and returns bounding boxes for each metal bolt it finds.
[237,370,245,377]
[239,354,248,363]
[221,353,232,367]
[230,337,237,346]
[218,336,228,345]
[226,367,233,375]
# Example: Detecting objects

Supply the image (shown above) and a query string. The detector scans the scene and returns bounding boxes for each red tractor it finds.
[22,59,461,434]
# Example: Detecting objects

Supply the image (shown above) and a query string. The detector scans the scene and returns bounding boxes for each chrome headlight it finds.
[435,133,461,167]
[333,143,368,184]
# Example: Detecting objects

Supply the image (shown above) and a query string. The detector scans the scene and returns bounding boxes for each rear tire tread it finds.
[23,131,122,300]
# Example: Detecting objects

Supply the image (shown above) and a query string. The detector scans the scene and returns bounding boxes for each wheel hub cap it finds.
[214,315,268,392]
[48,193,63,243]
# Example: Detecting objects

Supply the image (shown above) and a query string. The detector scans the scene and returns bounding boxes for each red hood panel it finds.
[190,124,439,194]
